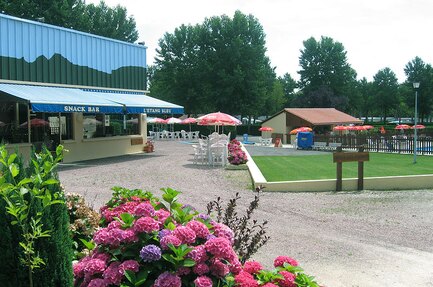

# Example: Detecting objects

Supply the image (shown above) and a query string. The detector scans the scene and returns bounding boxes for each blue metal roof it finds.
[0,83,184,115]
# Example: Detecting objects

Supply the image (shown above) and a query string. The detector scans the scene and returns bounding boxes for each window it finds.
[83,114,139,138]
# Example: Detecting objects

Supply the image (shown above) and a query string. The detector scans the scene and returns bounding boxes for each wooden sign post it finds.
[333,147,369,191]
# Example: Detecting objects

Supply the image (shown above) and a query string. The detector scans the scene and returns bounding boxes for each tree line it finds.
[149,11,433,123]
[2,2,432,122]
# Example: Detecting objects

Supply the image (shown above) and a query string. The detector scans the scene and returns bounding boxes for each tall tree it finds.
[297,36,357,111]
[404,57,433,122]
[151,10,275,116]
[372,67,399,122]
[356,77,375,119]
[278,73,297,107]
[0,0,138,42]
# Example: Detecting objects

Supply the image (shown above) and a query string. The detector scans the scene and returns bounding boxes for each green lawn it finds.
[252,153,433,182]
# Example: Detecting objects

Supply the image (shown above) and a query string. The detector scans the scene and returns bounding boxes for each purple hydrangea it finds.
[158,229,172,240]
[140,244,162,262]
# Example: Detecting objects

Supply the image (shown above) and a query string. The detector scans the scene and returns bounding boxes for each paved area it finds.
[58,140,433,287]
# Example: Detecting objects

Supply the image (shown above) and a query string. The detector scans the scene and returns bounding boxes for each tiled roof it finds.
[284,108,362,125]
[262,108,362,126]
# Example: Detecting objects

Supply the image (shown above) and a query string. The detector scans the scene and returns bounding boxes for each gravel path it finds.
[58,140,433,287]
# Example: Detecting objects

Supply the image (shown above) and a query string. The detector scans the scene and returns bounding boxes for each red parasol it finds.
[333,125,348,131]
[395,124,411,130]
[20,118,49,128]
[412,124,425,129]
[362,125,374,130]
[164,117,182,124]
[259,126,274,132]
[290,127,312,134]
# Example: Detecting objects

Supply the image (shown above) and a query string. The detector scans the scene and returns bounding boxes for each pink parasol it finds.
[181,117,197,124]
[164,117,182,124]
[198,112,241,126]
[362,125,374,130]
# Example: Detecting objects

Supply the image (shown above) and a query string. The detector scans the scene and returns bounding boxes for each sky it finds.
[87,0,433,83]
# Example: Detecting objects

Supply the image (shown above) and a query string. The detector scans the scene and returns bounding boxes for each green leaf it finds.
[120,212,135,225]
[162,254,176,265]
[79,238,96,250]
[182,258,196,267]
[7,153,17,166]
[41,178,59,186]
[135,270,149,286]
[125,270,136,284]
[9,163,19,178]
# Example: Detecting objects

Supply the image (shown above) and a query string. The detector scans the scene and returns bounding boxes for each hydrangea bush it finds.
[73,187,319,287]
[227,139,248,165]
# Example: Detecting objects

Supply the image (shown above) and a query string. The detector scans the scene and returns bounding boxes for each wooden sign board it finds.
[333,152,369,163]
[131,137,144,145]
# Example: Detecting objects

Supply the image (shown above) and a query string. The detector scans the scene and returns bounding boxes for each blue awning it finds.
[0,83,184,114]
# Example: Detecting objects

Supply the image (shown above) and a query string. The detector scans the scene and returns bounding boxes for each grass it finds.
[252,153,433,182]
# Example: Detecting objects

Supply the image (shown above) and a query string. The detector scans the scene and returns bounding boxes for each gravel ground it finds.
[58,140,433,287]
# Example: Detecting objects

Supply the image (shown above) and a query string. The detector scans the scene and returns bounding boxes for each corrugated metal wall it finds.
[0,13,147,90]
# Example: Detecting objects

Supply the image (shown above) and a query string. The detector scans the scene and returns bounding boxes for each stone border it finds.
[242,144,433,192]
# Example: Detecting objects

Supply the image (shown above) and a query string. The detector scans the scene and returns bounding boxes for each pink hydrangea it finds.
[103,262,122,285]
[186,220,210,239]
[107,220,122,230]
[172,226,196,244]
[155,209,171,223]
[187,245,209,263]
[154,271,182,287]
[93,227,138,247]
[100,201,140,222]
[88,278,108,287]
[193,262,210,275]
[73,257,91,278]
[160,234,182,250]
[262,283,279,287]
[276,271,296,287]
[194,275,213,287]
[134,202,155,217]
[83,258,106,276]
[119,260,140,273]
[209,258,230,278]
[133,216,160,234]
[212,223,234,244]
[243,261,263,274]
[273,256,299,268]
[234,271,259,287]
[229,258,243,275]
[205,237,235,260]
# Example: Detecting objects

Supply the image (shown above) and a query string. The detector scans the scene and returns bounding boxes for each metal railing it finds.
[314,134,433,155]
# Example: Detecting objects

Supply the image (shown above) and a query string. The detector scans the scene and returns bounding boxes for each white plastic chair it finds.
[209,142,227,167]
[192,145,207,165]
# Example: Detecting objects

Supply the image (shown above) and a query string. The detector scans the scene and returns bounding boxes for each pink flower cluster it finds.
[227,139,248,165]
[74,190,314,287]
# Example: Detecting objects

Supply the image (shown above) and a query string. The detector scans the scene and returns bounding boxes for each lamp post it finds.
[413,82,420,164]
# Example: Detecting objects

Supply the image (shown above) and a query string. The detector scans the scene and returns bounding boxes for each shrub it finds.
[73,187,320,287]
[206,189,269,263]
[66,192,101,260]
[227,139,248,165]
[0,145,73,287]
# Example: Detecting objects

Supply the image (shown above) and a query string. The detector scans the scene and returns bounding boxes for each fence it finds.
[314,134,433,155]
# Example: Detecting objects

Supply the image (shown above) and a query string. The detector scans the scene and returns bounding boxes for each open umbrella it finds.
[412,124,425,129]
[259,126,274,138]
[259,126,273,132]
[164,117,182,124]
[290,127,312,134]
[347,125,366,131]
[198,112,241,132]
[147,117,166,124]
[181,117,197,132]
[395,124,411,130]
[20,118,49,128]
[362,125,374,130]
[333,125,348,131]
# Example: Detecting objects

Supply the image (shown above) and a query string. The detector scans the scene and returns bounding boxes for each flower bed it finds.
[227,139,248,165]
[73,187,319,287]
